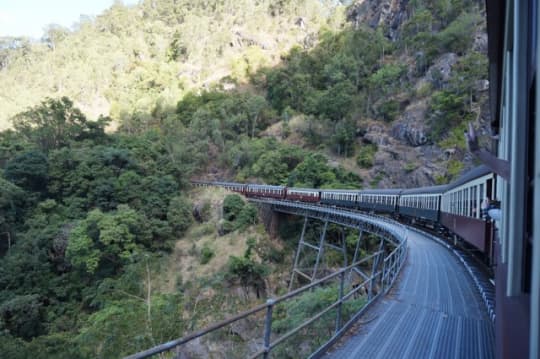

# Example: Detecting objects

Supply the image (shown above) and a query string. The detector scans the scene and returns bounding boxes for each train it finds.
[194,164,497,264]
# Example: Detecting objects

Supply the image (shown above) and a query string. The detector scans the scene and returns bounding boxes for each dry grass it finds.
[159,187,269,293]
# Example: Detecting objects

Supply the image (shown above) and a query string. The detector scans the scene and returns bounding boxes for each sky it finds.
[0,0,139,39]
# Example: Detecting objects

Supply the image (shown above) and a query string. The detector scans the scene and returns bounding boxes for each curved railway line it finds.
[323,228,494,359]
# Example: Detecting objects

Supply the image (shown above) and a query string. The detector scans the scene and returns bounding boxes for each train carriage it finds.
[287,188,321,203]
[485,0,539,355]
[213,181,245,193]
[245,184,286,199]
[357,189,402,214]
[320,189,358,208]
[398,185,447,224]
[440,166,495,256]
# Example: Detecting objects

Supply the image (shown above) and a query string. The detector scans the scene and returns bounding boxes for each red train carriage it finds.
[440,166,495,259]
[244,184,286,199]
[286,188,321,203]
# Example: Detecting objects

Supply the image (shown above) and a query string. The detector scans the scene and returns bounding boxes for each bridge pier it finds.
[289,218,354,291]
[257,203,284,237]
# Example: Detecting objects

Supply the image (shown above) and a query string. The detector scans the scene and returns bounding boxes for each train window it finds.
[472,186,478,218]
[458,190,463,215]
[464,188,469,216]
[461,190,465,216]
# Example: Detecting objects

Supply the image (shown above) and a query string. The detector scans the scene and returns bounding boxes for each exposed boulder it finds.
[347,0,409,40]
[426,53,458,88]
[473,32,488,53]
[363,123,391,146]
[391,100,429,147]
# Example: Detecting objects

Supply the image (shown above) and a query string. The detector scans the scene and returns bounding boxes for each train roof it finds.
[320,188,360,193]
[360,188,402,195]
[245,184,285,189]
[213,181,243,186]
[401,184,448,195]
[445,165,492,191]
[288,187,321,192]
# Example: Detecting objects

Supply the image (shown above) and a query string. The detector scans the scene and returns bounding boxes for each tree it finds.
[4,151,48,192]
[0,177,26,234]
[42,24,70,51]
[0,294,45,340]
[331,117,356,157]
[11,97,107,153]
[288,153,336,188]
[67,205,150,275]
[167,196,193,237]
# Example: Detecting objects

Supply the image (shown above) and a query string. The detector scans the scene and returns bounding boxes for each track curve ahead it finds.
[323,228,494,359]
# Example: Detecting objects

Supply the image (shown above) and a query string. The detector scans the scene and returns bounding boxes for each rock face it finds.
[343,0,490,188]
[391,100,429,147]
[425,53,458,88]
[347,0,409,40]
[358,118,447,188]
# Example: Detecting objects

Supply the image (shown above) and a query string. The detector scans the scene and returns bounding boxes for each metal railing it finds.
[125,199,408,359]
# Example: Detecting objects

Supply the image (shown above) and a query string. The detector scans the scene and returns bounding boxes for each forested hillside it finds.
[0,0,343,129]
[0,0,490,357]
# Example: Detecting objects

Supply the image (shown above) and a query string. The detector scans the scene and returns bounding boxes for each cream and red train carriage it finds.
[440,165,495,260]
[245,184,286,199]
[286,187,321,203]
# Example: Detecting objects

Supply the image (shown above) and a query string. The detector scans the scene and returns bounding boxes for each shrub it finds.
[376,100,399,122]
[226,255,268,293]
[356,144,377,169]
[236,204,258,230]
[200,244,215,265]
[223,194,245,222]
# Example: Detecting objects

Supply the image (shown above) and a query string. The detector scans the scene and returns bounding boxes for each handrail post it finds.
[263,298,275,359]
[335,270,345,333]
[381,260,387,292]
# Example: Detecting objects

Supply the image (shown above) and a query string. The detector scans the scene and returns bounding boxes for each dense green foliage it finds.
[222,194,258,233]
[0,98,198,357]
